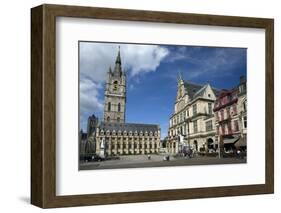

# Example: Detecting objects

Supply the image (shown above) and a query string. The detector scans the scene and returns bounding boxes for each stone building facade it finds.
[80,48,161,157]
[167,75,220,154]
[95,123,160,156]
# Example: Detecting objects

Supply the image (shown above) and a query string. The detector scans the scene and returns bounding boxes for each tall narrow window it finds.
[108,102,111,111]
[243,101,247,111]
[244,116,247,128]
[193,120,198,133]
[205,120,213,131]
[220,110,224,120]
[232,104,237,115]
[208,103,212,114]
[118,103,121,112]
[117,117,120,122]
[107,116,110,122]
[193,104,197,116]
[234,120,239,131]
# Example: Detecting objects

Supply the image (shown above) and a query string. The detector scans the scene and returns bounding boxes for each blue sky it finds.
[79,42,246,139]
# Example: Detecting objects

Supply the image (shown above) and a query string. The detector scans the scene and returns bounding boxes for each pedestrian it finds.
[148,155,151,160]
[187,148,192,158]
[237,149,241,158]
[167,155,170,161]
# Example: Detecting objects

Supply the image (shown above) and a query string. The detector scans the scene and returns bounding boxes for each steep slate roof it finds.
[99,122,159,132]
[184,81,220,99]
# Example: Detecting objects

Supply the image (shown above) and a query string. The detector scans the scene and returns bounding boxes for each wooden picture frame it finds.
[31,4,274,208]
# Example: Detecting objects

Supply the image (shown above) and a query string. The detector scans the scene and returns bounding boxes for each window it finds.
[118,103,121,112]
[220,110,224,120]
[117,117,120,122]
[193,120,198,133]
[226,107,230,118]
[108,102,111,111]
[244,116,247,128]
[208,103,212,114]
[232,104,237,115]
[234,120,239,131]
[113,81,118,91]
[228,122,232,133]
[193,104,197,116]
[221,126,225,135]
[243,101,247,111]
[205,120,213,131]
[107,116,110,122]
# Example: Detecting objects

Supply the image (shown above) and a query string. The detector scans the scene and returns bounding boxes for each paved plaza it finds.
[79,154,246,170]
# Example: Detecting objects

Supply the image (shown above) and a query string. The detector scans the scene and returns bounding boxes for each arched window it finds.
[108,102,111,111]
[118,103,121,112]
[113,81,118,91]
[107,116,110,122]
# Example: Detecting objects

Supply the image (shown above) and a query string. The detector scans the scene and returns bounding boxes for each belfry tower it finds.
[103,47,126,123]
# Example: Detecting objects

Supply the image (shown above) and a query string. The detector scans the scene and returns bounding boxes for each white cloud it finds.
[122,44,169,76]
[80,77,103,117]
[79,42,169,83]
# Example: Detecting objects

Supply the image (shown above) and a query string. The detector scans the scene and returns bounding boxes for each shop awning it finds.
[223,136,240,144]
[234,137,247,147]
[210,135,241,146]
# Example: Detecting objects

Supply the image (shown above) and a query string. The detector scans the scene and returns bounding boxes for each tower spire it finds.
[115,46,121,65]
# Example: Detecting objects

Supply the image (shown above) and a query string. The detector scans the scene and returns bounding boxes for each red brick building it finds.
[213,76,247,156]
[213,88,240,152]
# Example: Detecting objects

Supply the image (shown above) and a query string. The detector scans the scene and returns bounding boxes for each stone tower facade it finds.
[103,47,126,123]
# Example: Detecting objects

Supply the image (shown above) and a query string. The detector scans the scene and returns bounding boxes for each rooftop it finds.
[184,81,221,99]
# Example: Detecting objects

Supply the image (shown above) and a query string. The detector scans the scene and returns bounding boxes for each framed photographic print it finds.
[31,4,274,208]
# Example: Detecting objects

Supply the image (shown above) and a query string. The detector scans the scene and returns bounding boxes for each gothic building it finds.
[167,74,220,154]
[80,48,161,157]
